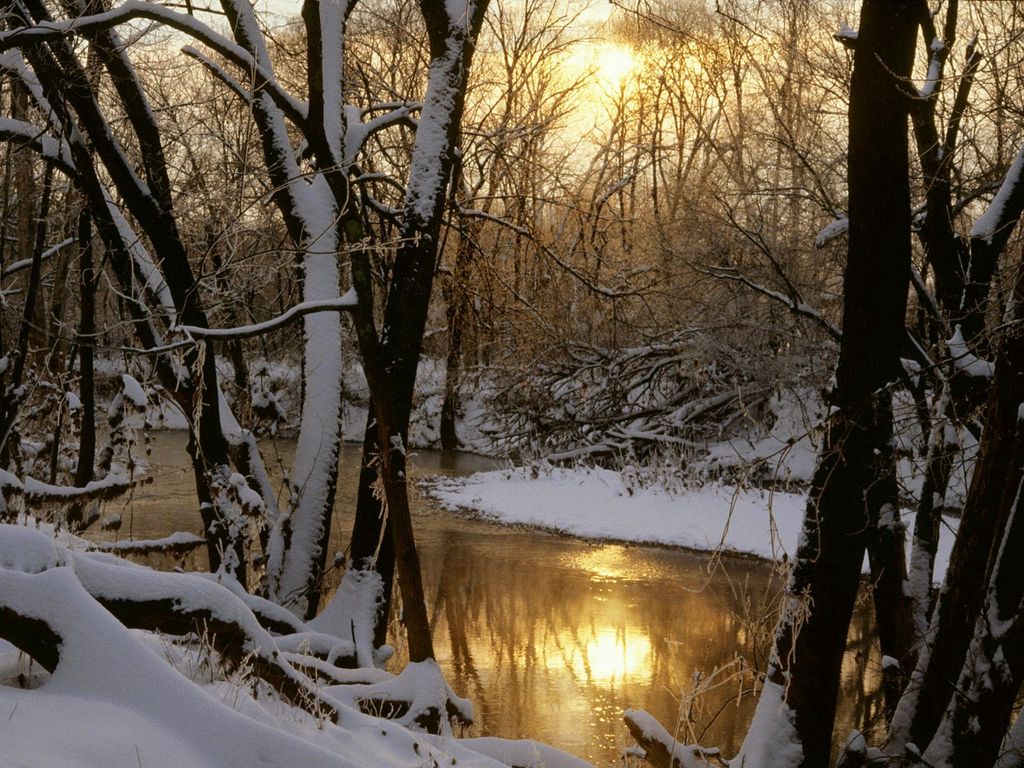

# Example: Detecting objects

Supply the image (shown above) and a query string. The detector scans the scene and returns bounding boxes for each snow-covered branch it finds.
[0,1,307,126]
[699,265,842,341]
[2,237,73,278]
[177,294,357,342]
[0,118,74,173]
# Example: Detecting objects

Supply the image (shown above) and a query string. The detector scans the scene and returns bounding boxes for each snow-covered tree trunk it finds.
[214,0,349,617]
[734,3,918,765]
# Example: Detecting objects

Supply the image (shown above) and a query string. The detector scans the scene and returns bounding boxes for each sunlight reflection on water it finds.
[100,431,881,766]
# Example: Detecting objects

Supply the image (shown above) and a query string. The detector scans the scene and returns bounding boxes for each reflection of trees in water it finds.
[111,438,885,762]
[419,527,790,761]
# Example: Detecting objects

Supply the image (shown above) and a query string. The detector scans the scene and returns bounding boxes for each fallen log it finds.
[623,709,725,768]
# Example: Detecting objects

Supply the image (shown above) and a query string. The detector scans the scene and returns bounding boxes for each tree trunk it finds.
[348,415,396,650]
[737,3,918,764]
[347,0,489,661]
[917,257,1024,766]
[69,210,96,529]
[892,250,1024,756]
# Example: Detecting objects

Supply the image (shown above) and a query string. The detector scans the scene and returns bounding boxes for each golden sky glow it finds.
[567,39,640,98]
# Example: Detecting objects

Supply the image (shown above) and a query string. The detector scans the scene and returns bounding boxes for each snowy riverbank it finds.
[425,466,958,582]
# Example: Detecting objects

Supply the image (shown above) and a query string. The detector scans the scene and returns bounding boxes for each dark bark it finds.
[910,0,967,328]
[0,605,60,672]
[900,258,1024,755]
[761,3,918,764]
[348,415,395,650]
[440,210,475,452]
[68,211,95,528]
[347,0,489,662]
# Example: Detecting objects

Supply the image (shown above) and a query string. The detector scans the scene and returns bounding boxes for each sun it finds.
[567,40,639,95]
[593,42,637,90]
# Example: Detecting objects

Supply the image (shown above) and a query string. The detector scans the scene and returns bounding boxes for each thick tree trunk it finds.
[737,3,918,765]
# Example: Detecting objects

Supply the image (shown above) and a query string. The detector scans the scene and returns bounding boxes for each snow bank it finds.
[426,467,957,581]
[429,466,805,559]
[0,524,585,768]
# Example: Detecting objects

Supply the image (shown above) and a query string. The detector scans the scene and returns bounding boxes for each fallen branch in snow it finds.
[23,474,136,507]
[623,709,724,768]
[86,532,205,556]
[92,594,343,722]
[0,527,347,723]
[0,604,62,672]
[488,330,773,462]
[329,660,474,734]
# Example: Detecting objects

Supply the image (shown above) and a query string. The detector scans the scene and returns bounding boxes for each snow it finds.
[972,141,1024,244]
[814,216,848,248]
[308,568,384,668]
[835,21,857,41]
[0,117,72,167]
[24,473,131,503]
[624,708,720,768]
[704,389,822,485]
[918,38,945,99]
[86,531,204,553]
[121,373,149,408]
[460,737,595,768]
[947,326,995,378]
[732,680,803,767]
[178,294,357,340]
[404,11,466,224]
[426,466,958,581]
[327,659,474,733]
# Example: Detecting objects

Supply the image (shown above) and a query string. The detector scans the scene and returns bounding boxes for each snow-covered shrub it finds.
[249,361,290,436]
[484,330,830,479]
[97,373,152,478]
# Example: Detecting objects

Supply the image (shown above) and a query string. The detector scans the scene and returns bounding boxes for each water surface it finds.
[98,432,881,765]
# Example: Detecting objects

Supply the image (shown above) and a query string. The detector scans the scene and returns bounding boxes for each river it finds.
[98,431,883,765]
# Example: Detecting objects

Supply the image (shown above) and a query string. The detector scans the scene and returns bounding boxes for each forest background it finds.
[2,0,1024,767]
